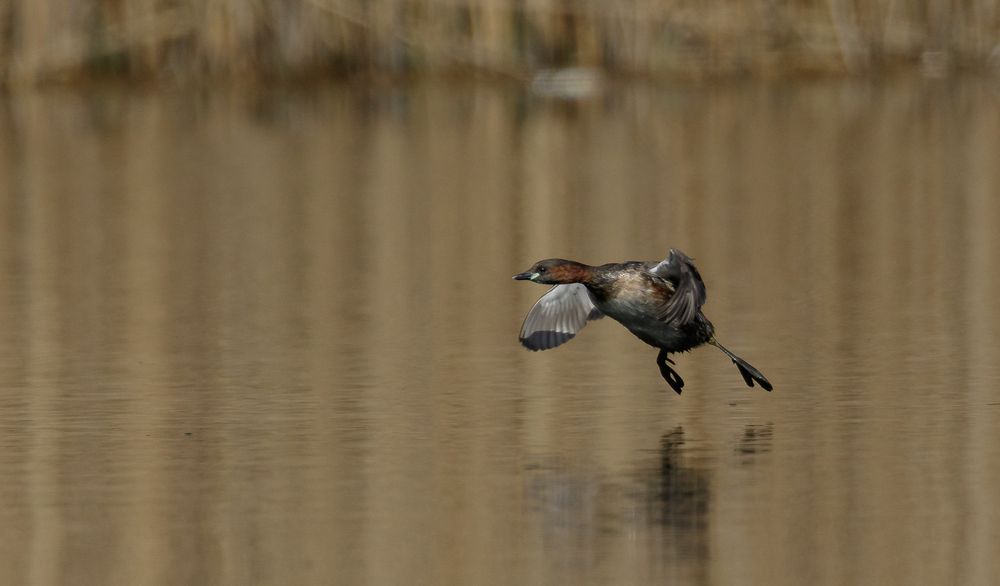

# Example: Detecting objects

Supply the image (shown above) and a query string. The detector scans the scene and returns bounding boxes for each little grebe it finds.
[513,249,772,394]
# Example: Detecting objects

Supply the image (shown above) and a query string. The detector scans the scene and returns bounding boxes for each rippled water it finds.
[1,79,999,585]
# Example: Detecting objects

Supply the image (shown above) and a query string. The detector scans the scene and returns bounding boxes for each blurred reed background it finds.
[3,0,1000,85]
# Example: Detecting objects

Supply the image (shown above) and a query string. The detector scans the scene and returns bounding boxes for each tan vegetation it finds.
[2,0,1000,84]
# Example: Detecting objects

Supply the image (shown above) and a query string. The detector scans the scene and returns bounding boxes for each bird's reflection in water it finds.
[638,427,711,560]
[526,427,753,580]
[736,423,774,461]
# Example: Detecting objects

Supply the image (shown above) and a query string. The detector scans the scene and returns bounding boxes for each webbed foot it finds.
[656,349,684,394]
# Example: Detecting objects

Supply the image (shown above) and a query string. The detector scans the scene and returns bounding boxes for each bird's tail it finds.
[708,338,773,391]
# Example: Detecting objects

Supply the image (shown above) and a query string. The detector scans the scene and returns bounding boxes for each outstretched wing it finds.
[648,249,707,326]
[519,284,603,351]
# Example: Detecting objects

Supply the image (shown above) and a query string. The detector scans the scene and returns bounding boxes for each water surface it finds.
[1,78,999,585]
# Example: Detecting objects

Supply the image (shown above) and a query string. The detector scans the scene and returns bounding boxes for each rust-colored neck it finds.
[552,261,593,284]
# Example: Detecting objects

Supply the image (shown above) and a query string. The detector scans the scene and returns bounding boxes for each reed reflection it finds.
[1,79,999,586]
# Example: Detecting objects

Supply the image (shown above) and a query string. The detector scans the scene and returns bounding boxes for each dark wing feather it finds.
[648,249,707,326]
[519,284,603,351]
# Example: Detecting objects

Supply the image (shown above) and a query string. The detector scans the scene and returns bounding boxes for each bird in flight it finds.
[513,249,772,394]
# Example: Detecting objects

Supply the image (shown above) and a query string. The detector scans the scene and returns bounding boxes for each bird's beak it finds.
[513,272,537,281]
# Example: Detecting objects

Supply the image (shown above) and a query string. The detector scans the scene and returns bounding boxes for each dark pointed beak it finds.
[513,272,534,281]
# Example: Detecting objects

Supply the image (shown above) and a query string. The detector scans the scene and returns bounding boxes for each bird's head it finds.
[513,259,588,285]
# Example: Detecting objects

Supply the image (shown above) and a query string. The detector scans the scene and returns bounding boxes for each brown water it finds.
[1,79,999,585]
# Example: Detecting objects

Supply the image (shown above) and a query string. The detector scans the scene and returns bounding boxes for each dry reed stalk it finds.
[2,0,1000,85]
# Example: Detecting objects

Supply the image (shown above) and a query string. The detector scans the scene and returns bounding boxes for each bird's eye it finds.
[538,267,547,273]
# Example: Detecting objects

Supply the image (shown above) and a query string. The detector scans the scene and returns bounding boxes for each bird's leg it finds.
[656,349,684,395]
[707,338,773,392]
